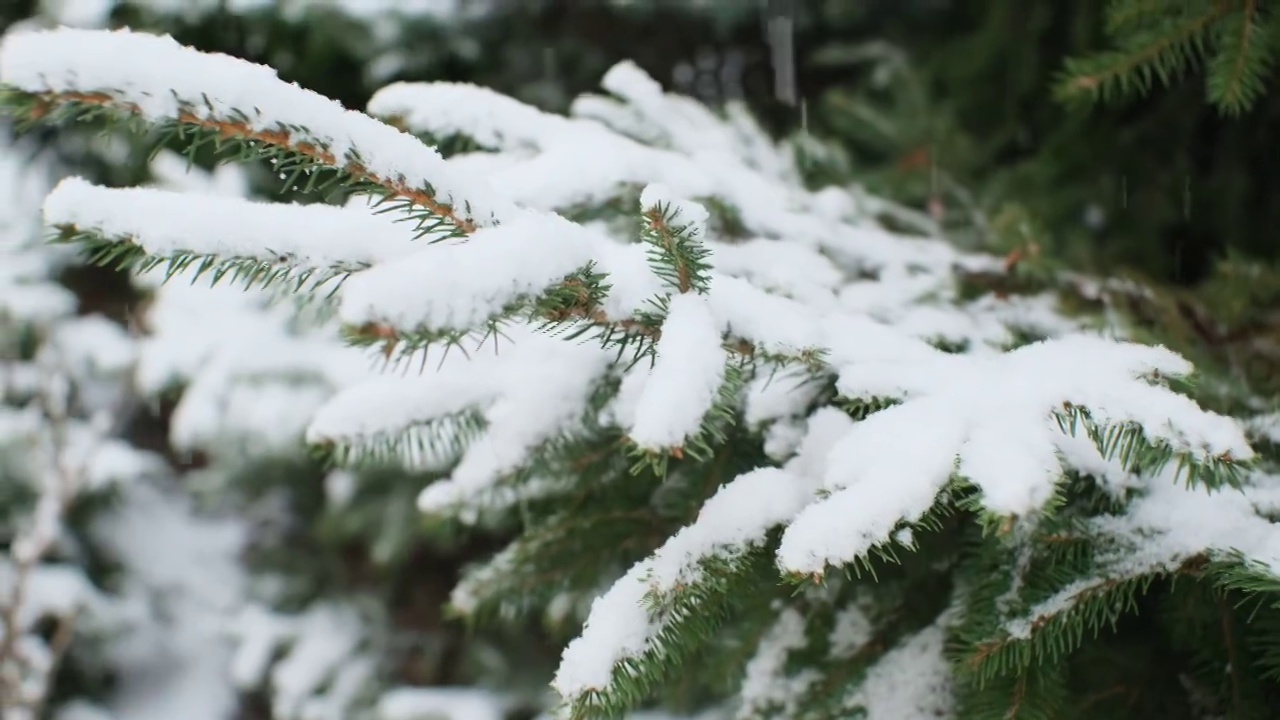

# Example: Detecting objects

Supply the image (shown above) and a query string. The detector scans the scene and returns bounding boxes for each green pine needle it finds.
[1057,0,1280,115]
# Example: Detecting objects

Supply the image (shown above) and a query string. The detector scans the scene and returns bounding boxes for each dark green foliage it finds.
[1059,0,1279,116]
[776,0,1280,305]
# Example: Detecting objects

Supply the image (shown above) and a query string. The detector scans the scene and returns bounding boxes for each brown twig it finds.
[0,355,129,714]
[644,209,692,293]
[31,91,479,234]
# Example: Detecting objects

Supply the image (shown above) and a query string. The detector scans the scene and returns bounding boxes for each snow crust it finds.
[640,183,709,238]
[778,335,1251,574]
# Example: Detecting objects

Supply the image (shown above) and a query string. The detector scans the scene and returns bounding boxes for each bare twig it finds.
[0,345,128,716]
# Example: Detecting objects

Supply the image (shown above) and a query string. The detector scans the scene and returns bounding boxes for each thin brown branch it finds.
[1107,0,1178,32]
[25,611,78,720]
[0,358,126,714]
[29,91,478,234]
[1223,0,1260,106]
[644,209,692,293]
[0,559,32,708]
[1008,673,1028,718]
[1068,5,1229,93]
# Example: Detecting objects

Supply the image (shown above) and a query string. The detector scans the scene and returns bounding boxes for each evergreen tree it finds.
[6,5,609,717]
[4,24,1279,720]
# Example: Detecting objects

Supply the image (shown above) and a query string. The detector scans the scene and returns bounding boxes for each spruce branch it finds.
[625,361,745,476]
[53,224,358,295]
[949,457,1279,701]
[778,335,1254,579]
[1207,1,1275,115]
[735,593,900,720]
[1059,0,1280,114]
[1105,0,1188,34]
[0,28,511,239]
[962,570,1162,686]
[956,660,1069,720]
[38,176,432,299]
[1055,403,1250,490]
[1059,4,1221,103]
[449,507,670,626]
[367,80,560,155]
[309,408,487,470]
[1205,552,1280,609]
[639,201,713,295]
[341,264,616,364]
[779,479,966,589]
[559,549,778,720]
[2,88,479,238]
[619,192,745,468]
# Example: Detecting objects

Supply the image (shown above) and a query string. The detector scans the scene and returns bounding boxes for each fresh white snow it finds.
[626,293,726,450]
[0,27,512,228]
[1,25,1274,720]
[43,177,422,270]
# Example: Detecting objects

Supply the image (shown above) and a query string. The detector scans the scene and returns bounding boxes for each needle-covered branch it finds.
[1057,0,1280,115]
[0,27,510,236]
[42,177,420,292]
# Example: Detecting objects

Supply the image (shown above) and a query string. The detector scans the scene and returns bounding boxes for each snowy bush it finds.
[0,127,182,718]
[2,24,1278,720]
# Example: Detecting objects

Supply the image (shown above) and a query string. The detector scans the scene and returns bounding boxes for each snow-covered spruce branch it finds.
[3,25,1276,720]
[10,32,823,467]
[0,27,503,237]
[40,177,631,363]
[43,177,424,294]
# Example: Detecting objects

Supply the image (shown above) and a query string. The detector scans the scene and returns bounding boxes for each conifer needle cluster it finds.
[1059,0,1278,115]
